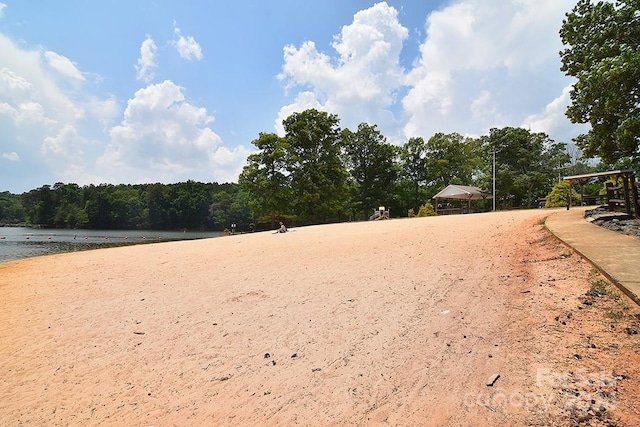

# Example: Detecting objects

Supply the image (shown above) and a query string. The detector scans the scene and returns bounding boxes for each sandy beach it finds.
[2,209,639,426]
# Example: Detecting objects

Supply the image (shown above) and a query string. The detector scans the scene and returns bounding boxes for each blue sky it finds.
[0,0,585,193]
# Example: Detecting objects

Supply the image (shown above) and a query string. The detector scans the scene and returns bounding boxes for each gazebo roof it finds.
[432,184,492,201]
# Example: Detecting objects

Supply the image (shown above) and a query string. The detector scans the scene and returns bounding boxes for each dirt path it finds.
[1,210,639,426]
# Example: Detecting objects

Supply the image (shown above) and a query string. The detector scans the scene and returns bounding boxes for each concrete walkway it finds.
[545,206,640,306]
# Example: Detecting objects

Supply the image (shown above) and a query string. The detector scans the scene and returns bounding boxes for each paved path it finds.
[546,206,640,305]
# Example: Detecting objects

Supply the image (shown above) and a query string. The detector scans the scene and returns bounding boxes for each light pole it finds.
[492,148,496,211]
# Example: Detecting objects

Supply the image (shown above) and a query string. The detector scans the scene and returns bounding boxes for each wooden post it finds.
[606,182,615,212]
[632,173,639,218]
[622,173,631,215]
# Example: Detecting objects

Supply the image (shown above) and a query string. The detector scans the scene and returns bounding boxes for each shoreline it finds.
[0,227,221,263]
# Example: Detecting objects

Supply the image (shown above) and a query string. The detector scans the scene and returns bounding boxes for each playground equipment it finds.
[369,206,390,220]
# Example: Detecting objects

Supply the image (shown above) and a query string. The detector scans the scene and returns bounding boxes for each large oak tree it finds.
[560,0,640,163]
[282,109,349,224]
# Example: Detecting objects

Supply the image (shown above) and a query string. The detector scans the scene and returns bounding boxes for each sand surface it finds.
[1,209,639,426]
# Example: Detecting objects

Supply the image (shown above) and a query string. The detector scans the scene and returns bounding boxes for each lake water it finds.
[0,227,221,263]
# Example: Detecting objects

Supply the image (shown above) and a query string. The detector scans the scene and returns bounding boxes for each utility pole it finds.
[492,148,496,211]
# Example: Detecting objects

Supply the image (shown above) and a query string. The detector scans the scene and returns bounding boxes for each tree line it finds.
[239,110,589,227]
[0,181,252,231]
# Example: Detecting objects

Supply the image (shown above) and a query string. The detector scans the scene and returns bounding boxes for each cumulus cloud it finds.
[521,83,589,142]
[0,67,33,92]
[470,91,504,128]
[0,28,244,191]
[277,2,408,139]
[85,95,119,129]
[0,3,5,18]
[135,36,158,83]
[0,36,80,132]
[402,0,575,138]
[172,23,203,61]
[100,80,248,184]
[42,124,88,161]
[278,0,581,144]
[0,33,119,190]
[521,85,572,134]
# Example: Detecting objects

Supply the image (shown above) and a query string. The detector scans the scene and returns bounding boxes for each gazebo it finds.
[432,185,492,214]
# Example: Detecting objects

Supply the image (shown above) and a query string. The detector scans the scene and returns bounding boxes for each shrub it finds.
[545,180,581,208]
[417,201,437,217]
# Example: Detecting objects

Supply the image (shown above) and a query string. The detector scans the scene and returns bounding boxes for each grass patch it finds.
[586,278,612,298]
[583,271,632,323]
[605,307,627,322]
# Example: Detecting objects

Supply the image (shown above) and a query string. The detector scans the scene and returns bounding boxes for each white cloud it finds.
[402,0,576,139]
[172,23,203,61]
[521,85,572,134]
[470,90,503,126]
[0,30,244,190]
[14,101,57,126]
[521,83,589,142]
[0,3,6,19]
[277,0,583,144]
[1,151,19,162]
[0,35,84,125]
[100,80,248,185]
[0,33,120,190]
[42,124,86,158]
[44,51,85,81]
[0,67,32,92]
[85,95,119,128]
[277,2,408,139]
[135,36,158,83]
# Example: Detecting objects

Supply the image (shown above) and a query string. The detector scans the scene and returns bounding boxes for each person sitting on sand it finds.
[274,221,287,234]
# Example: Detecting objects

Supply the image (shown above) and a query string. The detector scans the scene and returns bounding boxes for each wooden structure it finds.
[564,170,640,218]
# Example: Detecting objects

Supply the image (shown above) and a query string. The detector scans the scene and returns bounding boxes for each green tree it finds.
[398,137,429,213]
[425,132,482,190]
[22,185,55,226]
[559,0,640,163]
[83,184,113,228]
[209,190,233,229]
[238,132,290,228]
[166,181,214,230]
[51,183,87,228]
[282,109,349,223]
[227,191,254,231]
[481,127,569,208]
[144,183,170,229]
[342,123,399,220]
[0,191,25,224]
[108,185,144,229]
